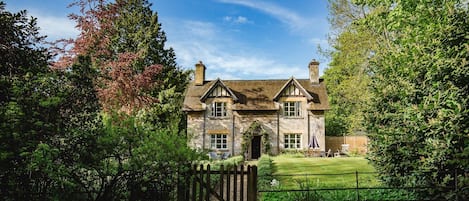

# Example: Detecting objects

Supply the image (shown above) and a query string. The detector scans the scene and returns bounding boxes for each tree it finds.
[322,0,374,136]
[0,2,78,199]
[353,0,469,199]
[110,0,191,131]
[34,1,202,199]
[54,0,190,131]
[0,1,201,200]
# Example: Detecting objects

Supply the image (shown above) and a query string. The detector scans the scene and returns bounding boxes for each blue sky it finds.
[5,0,331,80]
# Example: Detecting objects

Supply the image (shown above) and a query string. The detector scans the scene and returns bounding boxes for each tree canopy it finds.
[0,1,201,200]
[326,0,469,199]
[322,0,374,136]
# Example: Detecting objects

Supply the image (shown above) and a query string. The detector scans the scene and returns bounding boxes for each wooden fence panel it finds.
[325,136,368,154]
[183,164,257,201]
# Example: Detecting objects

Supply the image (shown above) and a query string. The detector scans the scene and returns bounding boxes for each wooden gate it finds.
[178,164,257,201]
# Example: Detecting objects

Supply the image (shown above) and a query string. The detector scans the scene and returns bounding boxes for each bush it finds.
[261,189,417,201]
[208,155,244,170]
[258,155,274,189]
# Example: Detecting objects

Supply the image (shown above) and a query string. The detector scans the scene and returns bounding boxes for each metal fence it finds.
[258,171,462,201]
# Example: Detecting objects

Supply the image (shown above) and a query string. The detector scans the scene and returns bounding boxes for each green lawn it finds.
[269,154,381,189]
[260,154,416,200]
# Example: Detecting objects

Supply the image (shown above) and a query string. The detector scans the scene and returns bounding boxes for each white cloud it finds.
[218,0,313,31]
[223,15,251,24]
[182,20,217,38]
[165,19,306,80]
[234,16,249,24]
[30,12,79,41]
[223,16,233,22]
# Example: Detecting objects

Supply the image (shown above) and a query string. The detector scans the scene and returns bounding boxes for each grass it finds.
[268,153,381,189]
[260,154,418,200]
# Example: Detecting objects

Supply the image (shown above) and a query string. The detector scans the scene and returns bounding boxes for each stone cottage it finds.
[183,60,329,159]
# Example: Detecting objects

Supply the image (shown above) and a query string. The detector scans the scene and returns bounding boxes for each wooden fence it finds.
[178,164,258,201]
[325,136,368,154]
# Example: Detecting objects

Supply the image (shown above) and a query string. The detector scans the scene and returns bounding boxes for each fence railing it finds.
[258,171,461,201]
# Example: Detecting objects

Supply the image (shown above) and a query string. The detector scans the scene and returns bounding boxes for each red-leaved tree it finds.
[51,0,161,114]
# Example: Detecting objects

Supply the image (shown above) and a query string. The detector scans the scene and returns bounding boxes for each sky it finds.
[4,0,331,80]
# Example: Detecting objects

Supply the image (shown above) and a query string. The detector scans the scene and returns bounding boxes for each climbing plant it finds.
[241,121,270,156]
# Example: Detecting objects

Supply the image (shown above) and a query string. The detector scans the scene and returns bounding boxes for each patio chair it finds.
[221,152,231,160]
[334,149,341,157]
[209,152,219,160]
[325,149,332,157]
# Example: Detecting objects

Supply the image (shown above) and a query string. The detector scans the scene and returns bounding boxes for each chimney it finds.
[195,61,206,86]
[309,59,319,85]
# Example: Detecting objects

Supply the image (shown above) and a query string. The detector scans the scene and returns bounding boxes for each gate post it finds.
[206,164,211,201]
[247,165,258,201]
[252,166,257,201]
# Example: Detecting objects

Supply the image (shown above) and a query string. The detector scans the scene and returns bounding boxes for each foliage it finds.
[257,155,274,189]
[0,2,59,198]
[261,189,416,201]
[53,0,190,122]
[109,0,191,131]
[322,0,374,136]
[349,0,469,200]
[211,155,244,169]
[241,121,271,156]
[0,1,200,200]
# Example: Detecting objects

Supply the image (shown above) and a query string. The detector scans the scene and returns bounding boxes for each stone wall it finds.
[187,98,327,158]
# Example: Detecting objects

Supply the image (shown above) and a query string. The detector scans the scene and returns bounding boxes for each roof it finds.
[183,78,329,111]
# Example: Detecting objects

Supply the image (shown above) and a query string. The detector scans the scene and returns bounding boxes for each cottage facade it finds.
[183,60,329,159]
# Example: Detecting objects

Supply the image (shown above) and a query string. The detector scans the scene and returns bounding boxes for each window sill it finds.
[282,116,304,119]
[208,116,230,120]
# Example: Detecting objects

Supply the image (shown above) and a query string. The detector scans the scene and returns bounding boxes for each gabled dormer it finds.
[273,77,314,118]
[200,78,238,102]
[273,77,314,101]
[200,79,238,118]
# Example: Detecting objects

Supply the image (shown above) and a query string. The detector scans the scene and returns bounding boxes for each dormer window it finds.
[211,102,227,117]
[283,101,301,117]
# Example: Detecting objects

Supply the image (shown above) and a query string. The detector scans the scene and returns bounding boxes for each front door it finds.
[251,136,261,159]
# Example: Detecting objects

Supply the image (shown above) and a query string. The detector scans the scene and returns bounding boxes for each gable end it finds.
[273,77,314,101]
[200,78,239,102]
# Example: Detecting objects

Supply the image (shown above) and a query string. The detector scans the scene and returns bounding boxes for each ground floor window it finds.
[285,134,301,149]
[210,134,227,149]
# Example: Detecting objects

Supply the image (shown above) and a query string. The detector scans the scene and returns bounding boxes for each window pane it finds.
[285,134,301,149]
[211,134,227,150]
[283,102,300,117]
[211,102,227,117]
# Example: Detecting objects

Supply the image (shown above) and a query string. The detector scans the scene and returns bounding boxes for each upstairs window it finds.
[211,102,227,117]
[283,101,301,117]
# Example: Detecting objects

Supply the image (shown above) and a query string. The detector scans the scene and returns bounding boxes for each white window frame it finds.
[210,134,227,150]
[284,134,301,149]
[211,102,227,117]
[283,101,301,117]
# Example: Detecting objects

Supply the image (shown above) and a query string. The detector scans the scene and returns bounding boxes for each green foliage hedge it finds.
[257,155,274,190]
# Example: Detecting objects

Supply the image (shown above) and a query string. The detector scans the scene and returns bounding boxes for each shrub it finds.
[258,155,274,189]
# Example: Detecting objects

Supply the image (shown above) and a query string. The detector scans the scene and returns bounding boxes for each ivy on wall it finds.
[241,121,270,156]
